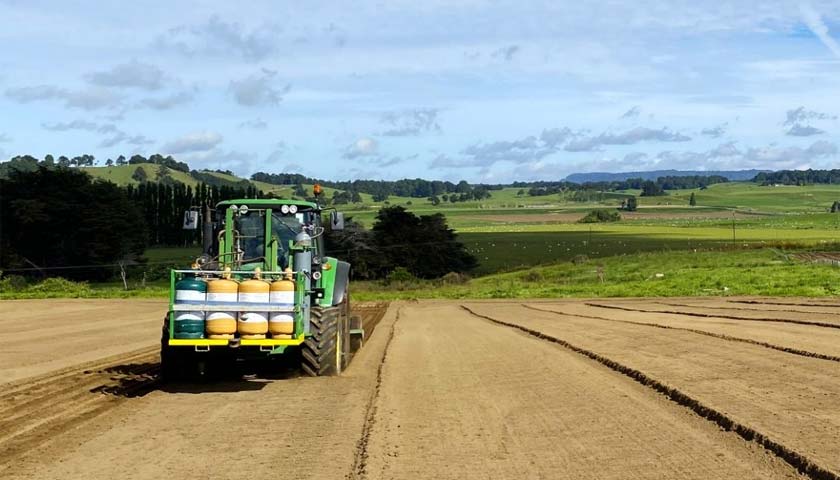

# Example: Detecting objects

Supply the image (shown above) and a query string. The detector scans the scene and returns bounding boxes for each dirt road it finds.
[5,298,840,478]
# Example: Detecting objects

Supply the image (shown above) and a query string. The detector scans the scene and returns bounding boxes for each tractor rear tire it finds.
[301,304,350,377]
[160,318,206,382]
[160,319,183,382]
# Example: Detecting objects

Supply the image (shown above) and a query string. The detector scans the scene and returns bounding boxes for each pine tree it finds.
[689,192,697,206]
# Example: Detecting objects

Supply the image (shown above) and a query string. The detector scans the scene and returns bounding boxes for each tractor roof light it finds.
[313,184,323,196]
[289,204,298,214]
[280,204,290,214]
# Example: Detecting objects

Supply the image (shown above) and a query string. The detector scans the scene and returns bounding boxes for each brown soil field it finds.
[464,301,840,478]
[462,210,761,224]
[0,299,165,383]
[4,298,840,478]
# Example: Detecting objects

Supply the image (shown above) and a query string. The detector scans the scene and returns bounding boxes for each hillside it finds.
[565,169,767,183]
[57,165,840,214]
[81,164,200,187]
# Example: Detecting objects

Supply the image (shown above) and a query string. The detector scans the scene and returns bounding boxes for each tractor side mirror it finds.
[182,210,199,230]
[330,211,345,231]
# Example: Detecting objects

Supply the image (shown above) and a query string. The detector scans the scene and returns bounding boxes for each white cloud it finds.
[800,3,840,59]
[787,124,825,136]
[183,149,258,176]
[41,120,152,148]
[266,141,288,162]
[700,124,728,138]
[42,120,108,132]
[343,137,379,159]
[99,132,154,148]
[379,108,441,136]
[5,85,123,111]
[620,106,641,119]
[85,60,166,91]
[229,69,290,107]
[156,15,280,61]
[491,45,520,61]
[783,106,836,126]
[140,91,194,110]
[162,131,223,154]
[565,127,691,152]
[239,118,268,129]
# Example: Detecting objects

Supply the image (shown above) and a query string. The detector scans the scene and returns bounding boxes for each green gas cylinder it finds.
[173,277,207,339]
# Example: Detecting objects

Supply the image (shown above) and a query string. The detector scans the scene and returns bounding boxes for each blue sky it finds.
[1,0,839,182]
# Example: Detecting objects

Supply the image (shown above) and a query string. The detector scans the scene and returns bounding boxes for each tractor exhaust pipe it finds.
[202,204,213,255]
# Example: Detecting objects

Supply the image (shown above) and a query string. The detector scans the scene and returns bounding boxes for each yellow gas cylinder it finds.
[205,276,238,339]
[238,270,269,339]
[269,268,295,337]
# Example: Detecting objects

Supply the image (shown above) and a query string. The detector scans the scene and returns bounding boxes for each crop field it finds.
[135,205,840,278]
[3,298,839,479]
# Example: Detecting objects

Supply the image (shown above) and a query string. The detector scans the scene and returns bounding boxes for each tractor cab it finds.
[205,199,331,275]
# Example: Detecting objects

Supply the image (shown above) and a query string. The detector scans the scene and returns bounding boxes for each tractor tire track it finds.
[586,302,840,330]
[461,305,838,480]
[729,299,840,309]
[523,304,840,364]
[0,348,159,469]
[653,300,840,318]
[350,306,400,480]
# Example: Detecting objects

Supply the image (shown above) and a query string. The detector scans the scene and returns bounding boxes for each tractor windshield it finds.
[232,208,314,270]
[272,212,305,248]
[236,212,266,263]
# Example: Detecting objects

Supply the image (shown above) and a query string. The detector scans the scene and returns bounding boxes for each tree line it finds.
[252,171,501,201]
[754,169,840,186]
[326,206,476,280]
[521,175,728,197]
[1,164,259,280]
[1,164,474,282]
[125,181,259,247]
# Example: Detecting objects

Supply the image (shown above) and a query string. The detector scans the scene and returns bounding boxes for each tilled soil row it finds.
[0,347,160,470]
[523,304,840,363]
[1,303,391,479]
[363,303,802,479]
[587,301,840,329]
[349,306,400,480]
[462,305,836,480]
[656,300,840,317]
[730,299,840,308]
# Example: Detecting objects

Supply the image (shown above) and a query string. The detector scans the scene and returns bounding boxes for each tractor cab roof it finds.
[215,198,320,211]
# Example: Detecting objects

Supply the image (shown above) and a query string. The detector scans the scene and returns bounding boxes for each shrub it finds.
[26,277,92,297]
[520,270,543,282]
[441,272,470,285]
[578,210,621,223]
[0,274,28,292]
[385,267,415,284]
[572,254,589,265]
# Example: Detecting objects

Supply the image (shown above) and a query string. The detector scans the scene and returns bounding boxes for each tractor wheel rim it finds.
[335,331,341,374]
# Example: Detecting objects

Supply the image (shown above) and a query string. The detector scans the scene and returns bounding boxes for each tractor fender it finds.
[332,260,351,305]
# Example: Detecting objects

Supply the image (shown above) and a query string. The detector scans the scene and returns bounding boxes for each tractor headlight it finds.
[280,204,290,214]
[288,204,298,214]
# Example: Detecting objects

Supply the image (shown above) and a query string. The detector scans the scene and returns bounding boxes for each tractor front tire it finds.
[302,305,350,376]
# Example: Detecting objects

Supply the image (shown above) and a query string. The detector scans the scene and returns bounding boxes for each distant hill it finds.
[564,170,768,184]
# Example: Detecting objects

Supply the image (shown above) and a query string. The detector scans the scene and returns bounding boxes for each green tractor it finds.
[160,194,359,380]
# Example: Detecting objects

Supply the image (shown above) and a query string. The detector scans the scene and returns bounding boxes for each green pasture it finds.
[346,248,840,300]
